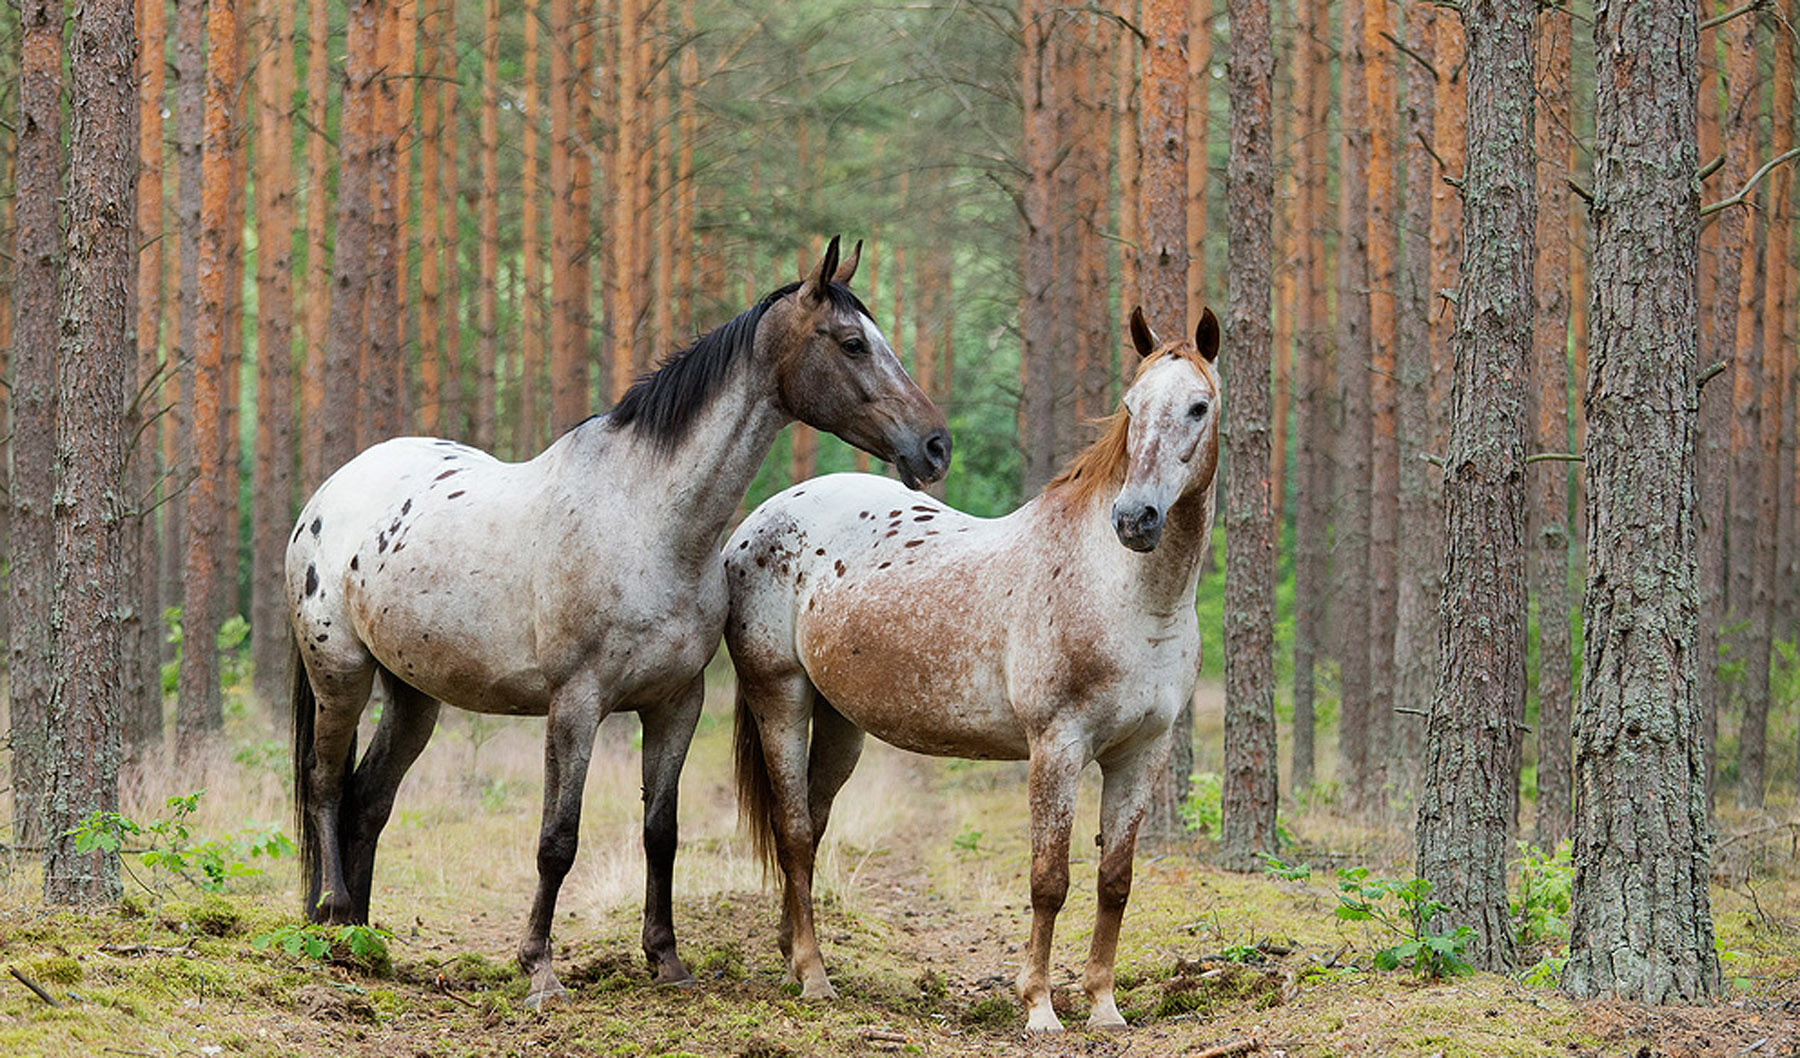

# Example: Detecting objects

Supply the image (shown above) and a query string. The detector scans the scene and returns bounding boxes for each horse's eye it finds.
[1188,400,1210,420]
[842,336,867,357]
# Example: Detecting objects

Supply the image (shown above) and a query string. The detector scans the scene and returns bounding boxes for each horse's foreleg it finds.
[519,683,607,1009]
[300,661,376,925]
[1017,739,1083,1033]
[638,676,703,987]
[343,677,441,921]
[749,677,835,999]
[1083,737,1168,1031]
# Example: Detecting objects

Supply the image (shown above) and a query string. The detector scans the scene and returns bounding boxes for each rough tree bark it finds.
[1563,0,1717,1002]
[44,0,135,905]
[1364,0,1400,810]
[1392,0,1438,787]
[1333,0,1375,812]
[476,0,500,452]
[323,0,379,477]
[1220,0,1276,870]
[519,0,543,452]
[300,0,331,492]
[1139,0,1192,840]
[250,0,297,713]
[1020,0,1059,496]
[1530,0,1575,846]
[9,0,65,846]
[1289,0,1332,794]
[177,0,240,759]
[1416,0,1534,973]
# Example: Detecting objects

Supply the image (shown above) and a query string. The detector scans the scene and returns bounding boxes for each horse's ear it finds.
[802,236,842,303]
[832,239,863,285]
[1129,306,1160,359]
[1196,307,1220,363]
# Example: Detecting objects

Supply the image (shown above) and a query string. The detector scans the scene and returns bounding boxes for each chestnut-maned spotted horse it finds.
[727,306,1221,1032]
[287,237,950,1007]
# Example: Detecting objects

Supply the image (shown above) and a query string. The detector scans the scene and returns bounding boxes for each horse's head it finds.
[762,237,952,489]
[1111,306,1222,553]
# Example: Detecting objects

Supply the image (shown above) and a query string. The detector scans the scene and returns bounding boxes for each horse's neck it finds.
[578,368,788,565]
[1064,483,1215,616]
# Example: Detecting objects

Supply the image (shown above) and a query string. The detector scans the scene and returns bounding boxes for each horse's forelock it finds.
[1043,339,1217,508]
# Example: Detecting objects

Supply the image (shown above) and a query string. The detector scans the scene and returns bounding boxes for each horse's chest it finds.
[571,569,726,703]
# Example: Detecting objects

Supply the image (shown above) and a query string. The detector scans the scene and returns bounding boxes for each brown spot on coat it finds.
[434,468,462,481]
[447,490,466,500]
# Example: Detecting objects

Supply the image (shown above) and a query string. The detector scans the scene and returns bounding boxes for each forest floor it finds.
[2,671,1798,1057]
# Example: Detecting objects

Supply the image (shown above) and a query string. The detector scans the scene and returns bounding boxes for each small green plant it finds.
[252,921,393,975]
[68,791,294,894]
[951,827,982,852]
[161,608,254,696]
[1218,943,1264,964]
[1512,841,1573,950]
[1520,955,1565,988]
[1262,854,1312,882]
[1178,771,1223,836]
[1334,867,1475,979]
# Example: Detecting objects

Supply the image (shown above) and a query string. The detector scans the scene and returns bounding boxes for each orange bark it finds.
[520,0,543,450]
[476,0,500,451]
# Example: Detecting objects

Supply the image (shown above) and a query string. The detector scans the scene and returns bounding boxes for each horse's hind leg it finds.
[638,675,702,987]
[1082,736,1169,1031]
[298,653,376,925]
[1017,737,1084,1033]
[342,673,441,921]
[776,697,865,959]
[743,672,836,999]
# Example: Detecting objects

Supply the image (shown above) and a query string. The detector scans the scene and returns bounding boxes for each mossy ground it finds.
[3,676,1796,1056]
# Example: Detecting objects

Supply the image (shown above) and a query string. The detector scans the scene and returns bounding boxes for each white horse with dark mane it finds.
[287,238,949,1006]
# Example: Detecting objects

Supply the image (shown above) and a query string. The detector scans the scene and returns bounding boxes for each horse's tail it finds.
[291,645,355,917]
[733,681,780,880]
[291,644,321,914]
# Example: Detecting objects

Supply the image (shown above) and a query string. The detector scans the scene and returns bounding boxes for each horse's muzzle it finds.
[1112,501,1165,552]
[894,427,952,490]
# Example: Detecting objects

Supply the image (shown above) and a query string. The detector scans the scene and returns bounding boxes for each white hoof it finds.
[1026,1005,1065,1033]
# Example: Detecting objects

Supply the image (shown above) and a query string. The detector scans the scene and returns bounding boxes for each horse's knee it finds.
[1096,849,1135,911]
[1030,858,1070,914]
[536,830,578,881]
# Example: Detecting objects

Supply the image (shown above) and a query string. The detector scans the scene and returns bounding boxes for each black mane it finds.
[606,280,875,449]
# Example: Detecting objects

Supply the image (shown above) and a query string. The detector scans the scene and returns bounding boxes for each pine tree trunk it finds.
[1186,0,1210,322]
[1765,25,1795,670]
[178,0,240,759]
[1417,0,1533,972]
[1115,9,1140,327]
[362,0,402,445]
[1564,0,1717,1001]
[251,0,298,715]
[1289,0,1332,794]
[1714,9,1764,806]
[1139,0,1191,839]
[1333,0,1375,812]
[438,4,463,438]
[1220,0,1276,870]
[1530,0,1575,846]
[476,0,500,452]
[519,0,543,451]
[1363,0,1401,811]
[323,0,379,477]
[550,0,579,424]
[170,0,204,661]
[8,0,65,846]
[1020,0,1058,495]
[300,0,332,492]
[417,0,444,434]
[1392,0,1439,791]
[676,6,697,339]
[45,0,133,904]
[127,0,168,755]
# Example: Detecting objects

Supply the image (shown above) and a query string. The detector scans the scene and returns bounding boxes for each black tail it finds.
[291,647,354,918]
[733,682,780,881]
[291,645,320,915]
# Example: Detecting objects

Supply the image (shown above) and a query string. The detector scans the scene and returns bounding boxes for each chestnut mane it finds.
[1043,339,1219,507]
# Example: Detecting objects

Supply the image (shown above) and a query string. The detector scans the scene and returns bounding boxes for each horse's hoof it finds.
[799,981,839,1002]
[1086,1015,1129,1032]
[1025,1011,1066,1033]
[654,969,697,989]
[524,981,569,1011]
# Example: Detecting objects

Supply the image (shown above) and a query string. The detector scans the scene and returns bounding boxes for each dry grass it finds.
[1,669,1797,1057]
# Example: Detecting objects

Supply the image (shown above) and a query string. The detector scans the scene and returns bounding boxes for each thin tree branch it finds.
[1525,452,1583,464]
[1699,0,1763,32]
[8,967,63,1007]
[1567,177,1594,205]
[1698,153,1725,182]
[1697,359,1729,391]
[1381,30,1438,78]
[1701,145,1800,216]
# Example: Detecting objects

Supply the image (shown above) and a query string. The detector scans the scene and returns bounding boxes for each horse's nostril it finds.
[924,429,951,467]
[1140,505,1160,526]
